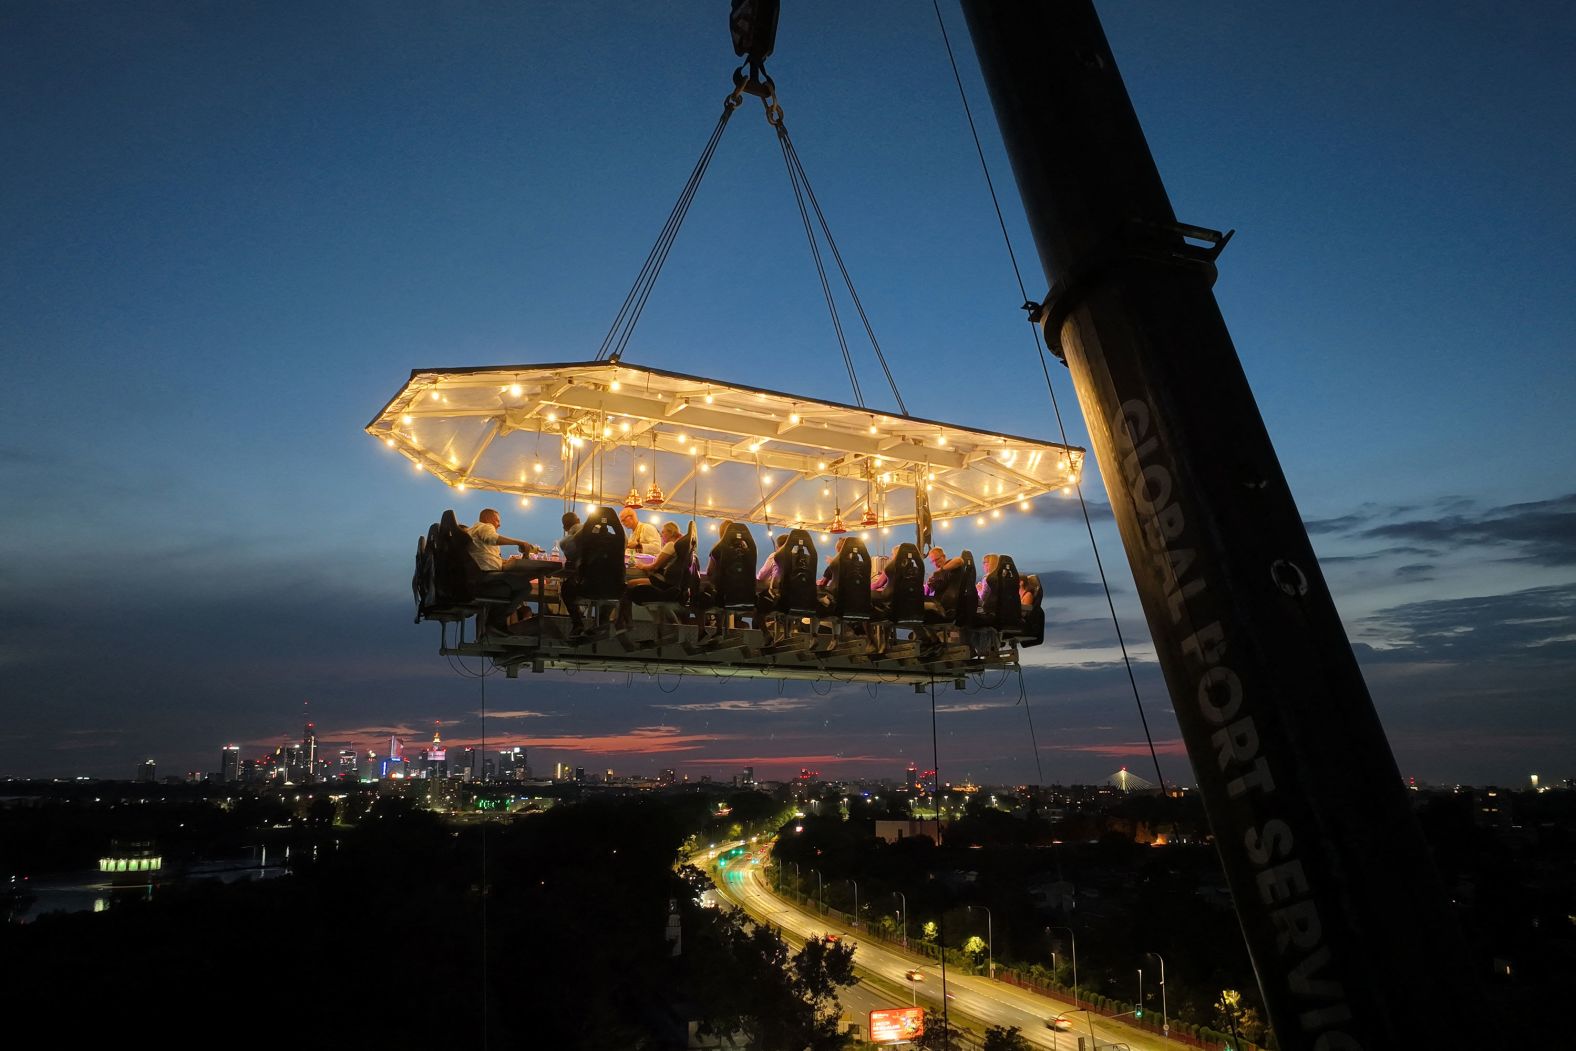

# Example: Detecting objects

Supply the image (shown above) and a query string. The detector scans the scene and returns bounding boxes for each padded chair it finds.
[426,509,514,634]
[824,536,873,622]
[886,544,928,628]
[561,507,626,632]
[1019,573,1046,648]
[413,528,434,623]
[923,549,976,628]
[772,529,820,619]
[629,523,699,622]
[706,523,758,613]
[976,555,1025,637]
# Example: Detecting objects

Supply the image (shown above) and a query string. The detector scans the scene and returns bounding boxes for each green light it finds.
[1135,1008,1143,1018]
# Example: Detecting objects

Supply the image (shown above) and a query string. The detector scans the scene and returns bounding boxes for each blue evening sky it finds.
[3,1,1573,785]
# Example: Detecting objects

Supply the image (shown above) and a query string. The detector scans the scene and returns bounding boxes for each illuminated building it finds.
[136,759,156,782]
[498,746,527,781]
[219,745,240,783]
[99,839,162,883]
[302,720,318,782]
[336,749,358,778]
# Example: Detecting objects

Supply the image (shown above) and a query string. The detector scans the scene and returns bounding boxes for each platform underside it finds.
[441,614,1020,685]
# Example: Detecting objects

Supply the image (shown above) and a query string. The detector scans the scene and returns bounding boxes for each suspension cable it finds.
[595,90,743,362]
[931,0,1167,793]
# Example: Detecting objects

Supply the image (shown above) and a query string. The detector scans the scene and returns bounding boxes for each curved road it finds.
[709,852,1185,1051]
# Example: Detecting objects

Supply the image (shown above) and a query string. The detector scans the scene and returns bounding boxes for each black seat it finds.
[705,523,758,613]
[923,549,975,627]
[1019,573,1046,648]
[771,529,820,618]
[887,543,927,627]
[825,536,872,622]
[977,555,1025,637]
[630,523,699,618]
[572,507,626,602]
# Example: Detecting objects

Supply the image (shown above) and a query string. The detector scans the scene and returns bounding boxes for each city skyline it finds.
[3,2,1573,786]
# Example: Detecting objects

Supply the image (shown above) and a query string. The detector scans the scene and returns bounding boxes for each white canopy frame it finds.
[368,359,1085,531]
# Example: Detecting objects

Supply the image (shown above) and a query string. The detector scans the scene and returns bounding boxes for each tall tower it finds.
[302,707,318,783]
[220,745,241,783]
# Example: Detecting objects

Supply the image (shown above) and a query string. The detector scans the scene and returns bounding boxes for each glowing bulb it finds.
[937,435,947,447]
[620,421,631,433]
[817,461,827,470]
[820,533,830,543]
[678,434,688,445]
[762,474,773,485]
[610,380,621,392]
[976,516,986,527]
[941,519,951,529]
[859,531,870,541]
[991,509,1001,518]
[413,462,423,472]
[401,415,413,425]
[638,463,647,474]
[881,526,891,535]
[546,411,558,422]
[448,456,459,467]
[520,497,531,507]
[822,487,830,497]
[602,426,611,437]
[1020,500,1031,511]
[533,462,544,474]
[704,393,714,404]
[430,390,440,400]
[384,437,395,447]
[869,424,878,435]
[457,482,467,492]
[789,412,800,425]
[691,445,701,455]
[700,463,711,473]
[509,384,522,397]
[710,523,719,533]
[764,504,773,513]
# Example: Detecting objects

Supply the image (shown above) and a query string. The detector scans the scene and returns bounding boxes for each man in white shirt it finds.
[465,508,541,634]
[467,508,539,571]
[619,508,662,556]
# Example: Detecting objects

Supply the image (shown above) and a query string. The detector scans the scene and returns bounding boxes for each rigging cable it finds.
[931,0,1167,793]
[595,88,743,363]
[927,677,952,1038]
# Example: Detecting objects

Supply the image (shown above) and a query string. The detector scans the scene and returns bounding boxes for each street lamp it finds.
[1049,950,1058,987]
[1146,951,1168,1036]
[1047,926,1078,1007]
[809,867,823,912]
[1137,967,1144,1019]
[847,878,859,927]
[967,904,993,979]
[894,890,908,948]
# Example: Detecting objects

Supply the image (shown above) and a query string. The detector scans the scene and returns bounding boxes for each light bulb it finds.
[509,384,522,396]
[384,437,394,447]
[610,380,621,392]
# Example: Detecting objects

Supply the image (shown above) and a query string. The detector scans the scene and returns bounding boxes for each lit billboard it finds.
[869,1006,924,1042]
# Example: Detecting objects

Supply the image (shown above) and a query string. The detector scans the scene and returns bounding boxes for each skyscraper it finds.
[302,720,318,783]
[336,749,358,779]
[220,745,241,783]
[136,759,156,782]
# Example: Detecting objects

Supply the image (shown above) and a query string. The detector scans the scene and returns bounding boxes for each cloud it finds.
[652,699,812,713]
[1311,493,1576,567]
[1355,582,1576,663]
[484,724,733,756]
[1044,738,1189,759]
[482,709,556,720]
[1027,495,1112,525]
[934,701,1015,713]
[1015,569,1109,598]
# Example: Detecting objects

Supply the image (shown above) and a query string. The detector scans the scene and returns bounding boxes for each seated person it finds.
[818,536,849,590]
[977,553,1001,600]
[465,507,544,632]
[555,512,588,635]
[617,521,686,628]
[619,507,662,557]
[1019,575,1037,613]
[754,532,791,630]
[869,554,895,618]
[925,546,964,600]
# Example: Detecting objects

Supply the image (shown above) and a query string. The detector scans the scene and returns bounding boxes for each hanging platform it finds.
[380,359,1063,686]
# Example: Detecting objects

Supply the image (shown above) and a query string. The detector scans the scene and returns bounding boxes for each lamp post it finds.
[1048,925,1078,1008]
[848,878,859,928]
[1147,951,1168,1036]
[968,904,993,978]
[1050,950,1059,988]
[1137,967,1144,1019]
[894,890,908,948]
[809,867,823,912]
[788,861,800,903]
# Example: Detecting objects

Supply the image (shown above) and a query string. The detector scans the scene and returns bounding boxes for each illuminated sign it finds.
[869,1007,924,1043]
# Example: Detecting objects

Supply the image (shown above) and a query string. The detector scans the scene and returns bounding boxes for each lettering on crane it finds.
[1113,397,1358,1046]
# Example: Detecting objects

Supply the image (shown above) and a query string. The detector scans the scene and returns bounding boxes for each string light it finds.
[401,415,413,425]
[430,390,441,400]
[976,516,986,527]
[609,380,621,392]
[509,384,522,397]
[520,496,531,507]
[384,438,395,447]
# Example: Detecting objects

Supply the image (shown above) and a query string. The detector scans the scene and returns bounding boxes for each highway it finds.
[708,851,1186,1051]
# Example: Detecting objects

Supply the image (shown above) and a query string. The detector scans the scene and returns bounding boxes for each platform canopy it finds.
[367,359,1084,532]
